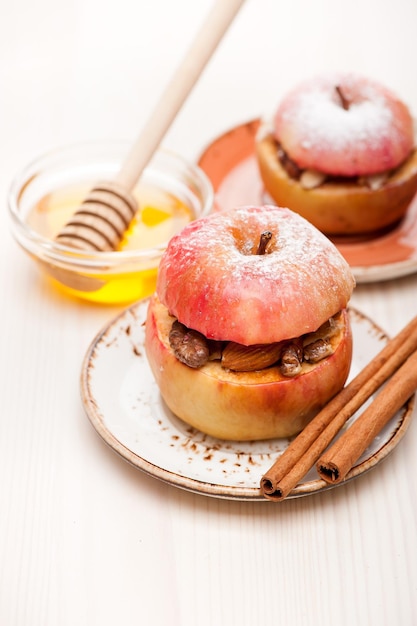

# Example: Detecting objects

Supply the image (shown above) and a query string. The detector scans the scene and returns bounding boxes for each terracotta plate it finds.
[80,299,414,501]
[198,119,417,283]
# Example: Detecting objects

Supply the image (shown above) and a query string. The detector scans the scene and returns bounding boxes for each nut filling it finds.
[277,142,390,190]
[168,313,342,376]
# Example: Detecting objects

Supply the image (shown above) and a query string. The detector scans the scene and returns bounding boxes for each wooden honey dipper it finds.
[56,0,246,252]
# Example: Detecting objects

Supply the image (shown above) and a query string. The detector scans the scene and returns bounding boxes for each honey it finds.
[8,144,212,306]
[26,182,194,304]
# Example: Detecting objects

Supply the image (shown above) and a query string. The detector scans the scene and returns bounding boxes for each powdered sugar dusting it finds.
[157,206,355,345]
[284,87,392,151]
[274,72,414,176]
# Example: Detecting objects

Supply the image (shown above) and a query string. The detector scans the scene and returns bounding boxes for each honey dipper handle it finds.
[115,0,246,191]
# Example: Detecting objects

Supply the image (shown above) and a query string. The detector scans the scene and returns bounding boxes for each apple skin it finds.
[274,73,415,177]
[145,296,353,441]
[156,206,355,345]
[256,134,417,235]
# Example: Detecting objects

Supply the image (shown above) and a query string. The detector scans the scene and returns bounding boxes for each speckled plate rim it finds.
[197,118,417,284]
[80,299,414,501]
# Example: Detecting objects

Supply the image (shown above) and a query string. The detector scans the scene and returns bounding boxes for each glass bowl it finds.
[8,141,214,304]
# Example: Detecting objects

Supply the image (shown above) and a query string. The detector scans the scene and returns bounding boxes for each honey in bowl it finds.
[27,182,193,304]
[8,143,213,304]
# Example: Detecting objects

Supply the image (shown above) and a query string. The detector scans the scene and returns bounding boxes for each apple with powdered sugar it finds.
[256,73,417,236]
[145,205,355,441]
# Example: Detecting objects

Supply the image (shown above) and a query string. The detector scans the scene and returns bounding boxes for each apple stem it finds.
[335,85,350,110]
[256,231,273,255]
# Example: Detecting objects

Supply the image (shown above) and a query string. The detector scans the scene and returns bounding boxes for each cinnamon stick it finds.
[260,314,417,501]
[317,349,417,484]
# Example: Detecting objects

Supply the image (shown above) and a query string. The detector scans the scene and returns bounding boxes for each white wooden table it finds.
[1,1,416,624]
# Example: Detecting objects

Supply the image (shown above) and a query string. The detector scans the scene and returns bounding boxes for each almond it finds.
[359,172,389,190]
[221,341,283,372]
[299,169,327,189]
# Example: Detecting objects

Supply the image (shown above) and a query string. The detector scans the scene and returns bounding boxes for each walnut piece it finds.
[280,340,303,377]
[277,145,302,179]
[169,321,210,368]
[303,314,341,347]
[303,338,334,363]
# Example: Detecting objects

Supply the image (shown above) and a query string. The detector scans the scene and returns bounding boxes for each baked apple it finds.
[256,73,417,236]
[145,205,355,441]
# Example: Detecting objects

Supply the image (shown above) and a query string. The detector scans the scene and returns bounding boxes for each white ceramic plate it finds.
[80,300,414,501]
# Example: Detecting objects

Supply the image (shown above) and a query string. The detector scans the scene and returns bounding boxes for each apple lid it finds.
[156,205,355,345]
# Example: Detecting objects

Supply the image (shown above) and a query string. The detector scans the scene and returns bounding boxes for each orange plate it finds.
[198,119,417,284]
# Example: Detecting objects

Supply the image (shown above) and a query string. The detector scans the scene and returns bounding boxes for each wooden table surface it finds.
[1,1,416,624]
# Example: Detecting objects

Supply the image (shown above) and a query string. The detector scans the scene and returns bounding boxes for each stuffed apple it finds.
[256,73,417,236]
[145,205,355,440]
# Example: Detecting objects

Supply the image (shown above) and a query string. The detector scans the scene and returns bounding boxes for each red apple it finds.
[274,72,414,177]
[155,206,354,344]
[256,73,417,236]
[145,205,355,441]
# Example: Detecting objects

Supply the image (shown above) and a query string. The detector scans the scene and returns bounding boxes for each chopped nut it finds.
[299,169,327,189]
[169,312,342,373]
[221,341,283,372]
[280,340,303,377]
[358,173,388,190]
[278,146,302,179]
[304,338,334,363]
[169,320,210,368]
[303,314,341,347]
